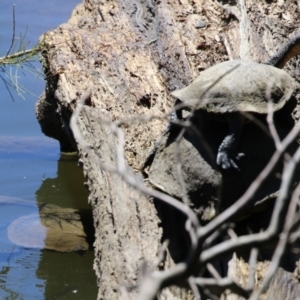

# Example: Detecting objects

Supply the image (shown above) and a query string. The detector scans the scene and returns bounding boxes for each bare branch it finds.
[266,83,281,149]
[227,228,238,240]
[194,277,250,298]
[249,181,300,300]
[200,142,300,265]
[221,35,234,60]
[247,247,259,290]
[207,263,222,280]
[188,276,201,300]
[155,240,169,268]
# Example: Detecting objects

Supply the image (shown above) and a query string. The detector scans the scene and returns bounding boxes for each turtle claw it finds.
[216,152,245,171]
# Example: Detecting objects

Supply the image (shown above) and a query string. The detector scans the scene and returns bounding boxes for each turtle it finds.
[141,33,300,222]
[146,99,297,220]
[169,33,300,170]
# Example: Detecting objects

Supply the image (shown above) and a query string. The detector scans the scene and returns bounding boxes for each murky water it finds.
[0,1,98,299]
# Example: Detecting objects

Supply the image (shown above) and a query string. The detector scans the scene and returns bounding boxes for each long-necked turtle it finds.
[170,33,300,170]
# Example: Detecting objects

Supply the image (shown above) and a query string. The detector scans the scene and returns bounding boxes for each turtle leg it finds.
[216,112,245,170]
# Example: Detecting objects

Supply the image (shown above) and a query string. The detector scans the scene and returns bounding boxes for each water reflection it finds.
[0,137,97,299]
[0,249,44,299]
[7,203,94,252]
[38,250,97,300]
[36,154,97,300]
[36,154,91,210]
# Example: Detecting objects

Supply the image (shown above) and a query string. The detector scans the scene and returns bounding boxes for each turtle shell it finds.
[171,60,295,113]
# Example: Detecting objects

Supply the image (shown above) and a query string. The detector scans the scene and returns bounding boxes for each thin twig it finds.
[0,75,15,101]
[0,48,39,63]
[194,277,250,298]
[5,5,16,57]
[266,82,281,149]
[200,143,300,265]
[188,276,201,300]
[247,247,258,290]
[207,263,222,280]
[222,35,234,60]
[249,181,300,300]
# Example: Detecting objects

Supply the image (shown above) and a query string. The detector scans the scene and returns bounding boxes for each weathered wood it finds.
[223,255,300,300]
[36,0,300,299]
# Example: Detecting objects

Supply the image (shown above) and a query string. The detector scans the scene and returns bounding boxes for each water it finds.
[0,1,98,299]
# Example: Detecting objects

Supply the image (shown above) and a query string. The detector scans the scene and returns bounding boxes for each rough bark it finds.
[222,254,300,300]
[36,0,300,299]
